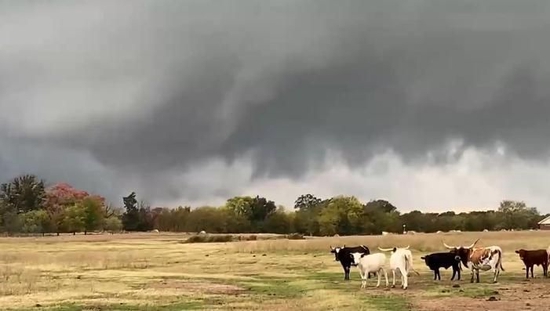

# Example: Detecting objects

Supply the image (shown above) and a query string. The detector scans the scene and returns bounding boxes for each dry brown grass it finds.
[0,231,548,311]
[231,230,550,253]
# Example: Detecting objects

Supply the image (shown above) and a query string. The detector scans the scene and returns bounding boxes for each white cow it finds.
[378,246,420,289]
[547,246,550,263]
[350,252,389,288]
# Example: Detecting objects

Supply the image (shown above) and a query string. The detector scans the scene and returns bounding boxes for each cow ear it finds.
[514,250,519,254]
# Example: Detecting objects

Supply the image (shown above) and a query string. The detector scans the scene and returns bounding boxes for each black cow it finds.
[330,245,374,280]
[420,251,462,281]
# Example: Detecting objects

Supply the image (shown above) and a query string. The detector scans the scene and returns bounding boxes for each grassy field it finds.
[0,231,549,311]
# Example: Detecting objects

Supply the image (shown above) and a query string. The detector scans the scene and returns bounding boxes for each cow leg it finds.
[402,268,408,290]
[391,269,396,288]
[344,266,351,280]
[450,268,455,281]
[492,267,499,283]
[375,269,382,288]
[361,270,367,289]
[433,269,437,280]
[475,269,480,283]
[457,266,461,281]
[381,268,389,287]
[531,265,534,278]
[543,263,548,277]
[470,267,475,283]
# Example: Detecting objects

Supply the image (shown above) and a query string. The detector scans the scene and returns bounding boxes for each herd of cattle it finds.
[329,239,550,289]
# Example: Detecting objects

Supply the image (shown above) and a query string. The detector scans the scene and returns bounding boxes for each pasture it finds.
[0,231,549,311]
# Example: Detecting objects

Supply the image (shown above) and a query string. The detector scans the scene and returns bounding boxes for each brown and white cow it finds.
[443,239,504,283]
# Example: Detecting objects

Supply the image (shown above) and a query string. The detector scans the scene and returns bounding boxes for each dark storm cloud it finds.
[2,0,550,202]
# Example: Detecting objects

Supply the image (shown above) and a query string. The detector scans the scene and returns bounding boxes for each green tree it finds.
[0,174,46,213]
[497,200,539,230]
[263,206,292,234]
[361,199,401,234]
[294,194,322,210]
[82,196,105,234]
[293,194,325,235]
[317,196,363,235]
[121,192,140,231]
[249,196,277,231]
[20,210,49,234]
[221,206,252,233]
[157,206,192,232]
[0,200,23,234]
[186,206,227,233]
[225,196,255,217]
[104,216,123,233]
[63,204,85,234]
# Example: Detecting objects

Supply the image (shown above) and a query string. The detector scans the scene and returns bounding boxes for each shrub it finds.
[183,234,234,243]
[286,233,305,240]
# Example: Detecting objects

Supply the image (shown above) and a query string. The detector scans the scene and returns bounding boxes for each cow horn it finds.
[465,238,480,249]
[404,245,410,250]
[442,241,455,249]
[330,246,334,250]
[378,247,394,252]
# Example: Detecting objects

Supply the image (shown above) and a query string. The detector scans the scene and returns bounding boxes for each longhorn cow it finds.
[378,246,420,289]
[443,239,504,283]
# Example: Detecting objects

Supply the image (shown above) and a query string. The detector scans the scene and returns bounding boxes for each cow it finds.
[515,249,548,278]
[330,245,374,280]
[378,246,420,289]
[443,239,504,283]
[350,252,389,288]
[420,251,462,281]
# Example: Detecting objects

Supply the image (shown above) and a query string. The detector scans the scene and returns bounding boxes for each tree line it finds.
[0,174,546,236]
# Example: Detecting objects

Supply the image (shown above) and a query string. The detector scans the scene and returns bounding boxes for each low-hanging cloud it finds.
[2,0,550,209]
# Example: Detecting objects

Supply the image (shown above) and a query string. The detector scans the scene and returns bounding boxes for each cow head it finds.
[350,252,364,266]
[330,246,342,261]
[515,249,527,260]
[443,238,479,266]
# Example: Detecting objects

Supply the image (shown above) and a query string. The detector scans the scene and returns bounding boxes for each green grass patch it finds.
[241,278,306,298]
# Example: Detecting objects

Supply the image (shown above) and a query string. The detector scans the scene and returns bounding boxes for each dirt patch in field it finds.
[412,281,550,311]
[152,279,246,295]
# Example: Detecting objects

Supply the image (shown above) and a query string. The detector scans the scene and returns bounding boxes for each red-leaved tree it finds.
[44,183,106,235]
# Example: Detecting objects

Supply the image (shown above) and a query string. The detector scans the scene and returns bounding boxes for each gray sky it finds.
[2,0,550,212]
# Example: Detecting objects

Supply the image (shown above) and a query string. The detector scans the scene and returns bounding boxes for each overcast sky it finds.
[2,0,550,212]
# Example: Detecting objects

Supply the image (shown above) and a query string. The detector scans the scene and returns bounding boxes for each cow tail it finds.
[405,253,421,276]
[498,250,505,271]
